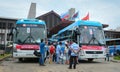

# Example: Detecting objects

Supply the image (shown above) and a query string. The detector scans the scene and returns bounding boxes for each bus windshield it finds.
[13,25,46,44]
[79,26,105,45]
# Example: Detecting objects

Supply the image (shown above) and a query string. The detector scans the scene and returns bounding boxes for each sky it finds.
[0,0,120,30]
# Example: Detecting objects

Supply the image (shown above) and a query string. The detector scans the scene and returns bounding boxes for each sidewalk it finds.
[111,59,120,63]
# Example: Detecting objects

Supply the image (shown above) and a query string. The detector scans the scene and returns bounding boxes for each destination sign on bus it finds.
[17,24,45,28]
[22,24,38,27]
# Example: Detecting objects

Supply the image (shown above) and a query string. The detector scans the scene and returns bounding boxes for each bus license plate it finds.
[92,55,98,58]
[26,54,33,56]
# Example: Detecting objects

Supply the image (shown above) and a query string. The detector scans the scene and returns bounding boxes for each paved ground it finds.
[0,58,120,72]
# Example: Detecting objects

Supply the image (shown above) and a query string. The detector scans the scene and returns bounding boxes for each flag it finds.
[72,11,79,19]
[81,12,89,20]
[60,11,69,21]
[60,12,68,18]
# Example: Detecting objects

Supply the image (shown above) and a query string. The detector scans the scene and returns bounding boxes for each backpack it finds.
[68,49,71,56]
[50,45,55,54]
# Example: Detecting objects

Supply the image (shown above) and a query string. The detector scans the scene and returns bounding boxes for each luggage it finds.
[33,50,41,57]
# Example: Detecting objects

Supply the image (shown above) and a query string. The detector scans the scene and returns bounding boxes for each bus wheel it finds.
[88,58,93,62]
[19,58,23,62]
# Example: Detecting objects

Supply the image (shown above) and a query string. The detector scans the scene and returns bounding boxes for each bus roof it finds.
[58,20,102,34]
[16,19,45,25]
[79,20,102,26]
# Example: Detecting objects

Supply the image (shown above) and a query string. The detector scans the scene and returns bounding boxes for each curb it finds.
[0,54,12,61]
[110,60,120,63]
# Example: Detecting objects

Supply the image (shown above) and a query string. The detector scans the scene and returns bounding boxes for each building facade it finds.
[0,17,17,45]
[104,30,120,39]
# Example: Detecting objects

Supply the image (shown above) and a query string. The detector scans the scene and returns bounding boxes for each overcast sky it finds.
[0,0,120,29]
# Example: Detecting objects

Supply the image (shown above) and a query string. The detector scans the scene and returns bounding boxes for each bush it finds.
[114,56,120,60]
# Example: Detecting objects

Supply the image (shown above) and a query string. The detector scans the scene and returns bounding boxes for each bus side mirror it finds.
[9,29,13,36]
[75,30,81,35]
[9,27,16,36]
[10,27,18,37]
[7,41,13,48]
[75,28,81,35]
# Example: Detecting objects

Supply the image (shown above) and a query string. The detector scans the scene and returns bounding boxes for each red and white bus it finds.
[55,20,106,61]
[10,19,47,61]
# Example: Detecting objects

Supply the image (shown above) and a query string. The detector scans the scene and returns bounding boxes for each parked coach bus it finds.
[54,20,106,61]
[106,38,120,56]
[10,19,47,61]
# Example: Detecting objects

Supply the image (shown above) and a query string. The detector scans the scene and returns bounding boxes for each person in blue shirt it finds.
[68,40,80,69]
[44,41,49,62]
[39,39,46,66]
[105,46,110,61]
[60,42,65,64]
[56,42,62,64]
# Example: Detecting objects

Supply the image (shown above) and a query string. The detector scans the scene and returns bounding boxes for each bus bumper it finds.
[78,54,106,59]
[13,52,37,58]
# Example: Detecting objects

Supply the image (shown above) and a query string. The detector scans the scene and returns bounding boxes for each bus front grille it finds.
[86,51,103,54]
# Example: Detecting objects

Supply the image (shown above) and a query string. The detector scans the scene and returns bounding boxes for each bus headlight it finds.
[13,47,17,52]
[80,50,85,56]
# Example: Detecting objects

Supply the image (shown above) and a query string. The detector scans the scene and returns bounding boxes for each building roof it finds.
[36,10,60,19]
[49,20,73,35]
[104,30,120,33]
[0,16,18,21]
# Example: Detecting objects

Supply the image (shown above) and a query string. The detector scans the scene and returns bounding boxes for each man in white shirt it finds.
[68,40,80,69]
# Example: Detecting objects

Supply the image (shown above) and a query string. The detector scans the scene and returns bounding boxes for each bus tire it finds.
[88,58,94,62]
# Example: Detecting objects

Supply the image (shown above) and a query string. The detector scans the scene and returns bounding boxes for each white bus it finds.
[10,19,47,61]
[55,20,106,61]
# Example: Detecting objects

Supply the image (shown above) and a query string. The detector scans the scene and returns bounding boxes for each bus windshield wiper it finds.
[88,34,101,46]
[22,35,38,44]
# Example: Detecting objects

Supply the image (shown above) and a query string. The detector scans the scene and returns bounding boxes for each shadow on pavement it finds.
[15,58,39,64]
[78,59,103,64]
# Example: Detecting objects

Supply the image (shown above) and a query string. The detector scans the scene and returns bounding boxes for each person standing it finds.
[53,42,57,62]
[105,46,110,61]
[56,42,62,64]
[39,39,46,66]
[64,42,69,64]
[68,40,80,69]
[49,42,55,64]
[60,42,65,64]
[44,41,49,63]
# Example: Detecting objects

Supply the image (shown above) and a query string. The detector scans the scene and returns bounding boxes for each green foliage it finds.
[114,56,120,60]
[0,54,11,59]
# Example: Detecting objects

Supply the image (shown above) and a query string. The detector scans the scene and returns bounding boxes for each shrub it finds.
[114,56,120,60]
